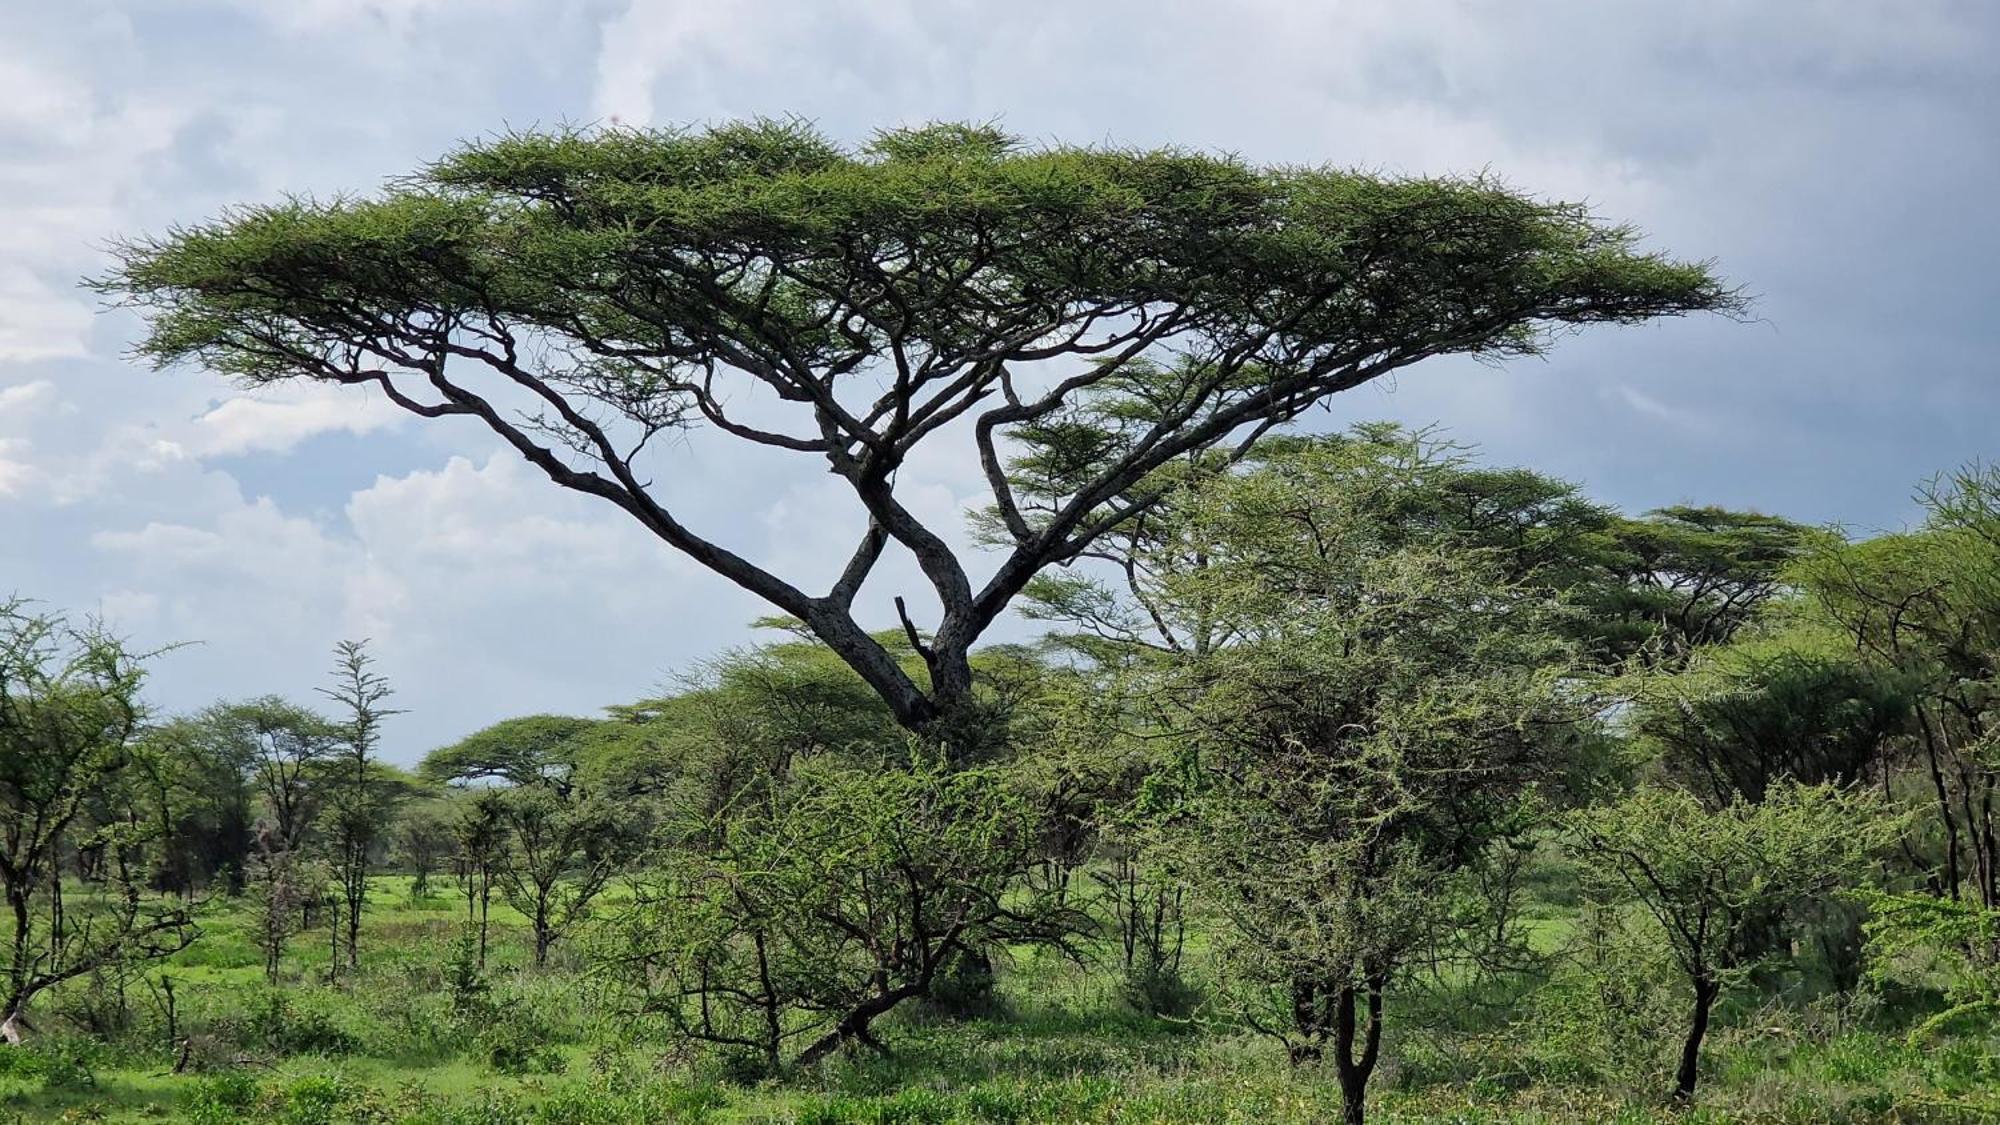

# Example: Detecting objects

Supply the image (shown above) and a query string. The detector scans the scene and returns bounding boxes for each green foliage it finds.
[490,784,627,966]
[194,696,339,852]
[422,714,601,793]
[1591,506,1827,665]
[1634,628,1913,806]
[0,600,197,1028]
[478,1010,567,1076]
[1140,441,1582,1065]
[1793,463,2000,908]
[612,755,1081,1067]
[1570,784,1896,984]
[1569,781,1900,1102]
[246,991,360,1056]
[17,422,2000,1125]
[182,1071,260,1124]
[318,638,401,975]
[104,123,1733,388]
[442,927,489,1018]
[0,1034,98,1089]
[1855,890,2000,1040]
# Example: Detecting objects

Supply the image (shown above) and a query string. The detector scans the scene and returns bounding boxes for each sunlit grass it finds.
[0,874,1993,1122]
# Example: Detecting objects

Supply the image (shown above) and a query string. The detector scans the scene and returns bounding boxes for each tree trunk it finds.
[477,884,491,969]
[1,999,31,1045]
[1333,975,1386,1125]
[794,987,915,1067]
[754,931,782,1072]
[344,869,362,972]
[1674,975,1719,1104]
[327,898,341,983]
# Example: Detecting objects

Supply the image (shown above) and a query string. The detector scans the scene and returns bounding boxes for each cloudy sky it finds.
[4,1,1995,761]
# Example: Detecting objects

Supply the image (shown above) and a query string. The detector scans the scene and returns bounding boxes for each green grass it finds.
[0,876,1994,1123]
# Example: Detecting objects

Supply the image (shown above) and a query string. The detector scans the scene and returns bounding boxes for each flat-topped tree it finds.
[100,120,1737,733]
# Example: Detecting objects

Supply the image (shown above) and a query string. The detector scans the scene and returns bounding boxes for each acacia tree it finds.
[246,823,303,985]
[1009,424,1614,663]
[613,756,1081,1068]
[133,714,257,896]
[1568,782,1895,1105]
[99,120,1733,735]
[491,786,624,967]
[0,601,198,1042]
[392,799,455,897]
[450,791,509,968]
[1792,465,2000,906]
[319,639,399,975]
[1595,507,1823,666]
[203,698,338,853]
[422,714,602,797]
[1636,633,1911,808]
[1116,443,1581,1125]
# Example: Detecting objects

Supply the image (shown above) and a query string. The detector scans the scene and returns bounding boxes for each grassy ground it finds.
[1,877,1996,1123]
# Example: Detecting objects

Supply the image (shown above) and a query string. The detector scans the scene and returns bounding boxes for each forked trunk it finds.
[1333,975,1386,1125]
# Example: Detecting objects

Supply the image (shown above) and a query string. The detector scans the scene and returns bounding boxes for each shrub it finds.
[247,992,360,1057]
[181,1071,259,1125]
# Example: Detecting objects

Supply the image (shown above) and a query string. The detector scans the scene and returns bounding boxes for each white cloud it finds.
[0,380,56,413]
[0,267,94,364]
[94,589,160,629]
[183,383,407,458]
[217,0,473,34]
[0,51,96,146]
[85,450,750,751]
[591,4,760,125]
[0,440,37,497]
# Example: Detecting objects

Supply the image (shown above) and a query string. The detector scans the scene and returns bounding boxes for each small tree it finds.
[393,799,455,898]
[246,823,302,985]
[1568,782,1896,1104]
[318,639,400,974]
[615,758,1081,1067]
[1044,435,1582,1125]
[451,791,509,968]
[492,787,624,967]
[0,601,199,1042]
[203,698,338,853]
[1087,841,1189,1015]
